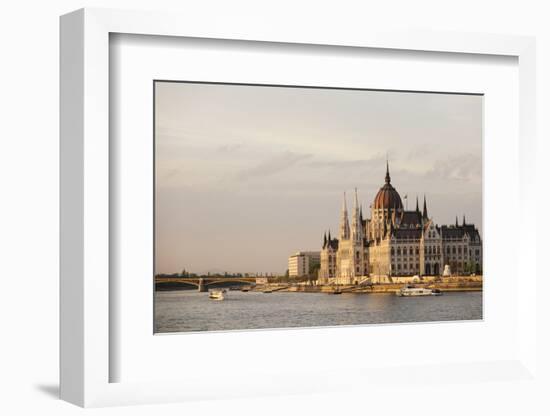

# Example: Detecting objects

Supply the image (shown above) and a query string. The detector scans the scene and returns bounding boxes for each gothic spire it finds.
[456,216,459,227]
[323,232,327,248]
[339,192,350,240]
[463,214,466,226]
[415,195,419,212]
[351,188,363,243]
[422,195,428,220]
[385,159,391,184]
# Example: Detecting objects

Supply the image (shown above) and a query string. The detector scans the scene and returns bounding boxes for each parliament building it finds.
[318,163,482,285]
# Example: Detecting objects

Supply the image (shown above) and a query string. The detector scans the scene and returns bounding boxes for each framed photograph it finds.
[153,81,484,334]
[60,8,538,408]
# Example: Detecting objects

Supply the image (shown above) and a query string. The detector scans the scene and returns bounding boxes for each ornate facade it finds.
[318,163,482,284]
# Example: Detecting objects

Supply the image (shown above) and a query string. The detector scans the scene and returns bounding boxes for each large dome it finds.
[373,162,403,210]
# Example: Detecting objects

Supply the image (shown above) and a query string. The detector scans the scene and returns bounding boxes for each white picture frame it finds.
[60,8,537,408]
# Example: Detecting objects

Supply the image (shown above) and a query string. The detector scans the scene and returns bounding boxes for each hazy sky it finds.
[155,82,482,275]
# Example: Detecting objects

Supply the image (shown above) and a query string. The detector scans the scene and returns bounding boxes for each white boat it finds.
[209,289,226,300]
[396,285,436,297]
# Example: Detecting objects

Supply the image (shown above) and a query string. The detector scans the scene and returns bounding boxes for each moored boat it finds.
[396,285,436,297]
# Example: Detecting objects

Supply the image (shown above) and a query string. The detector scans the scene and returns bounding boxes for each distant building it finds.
[288,251,321,277]
[318,162,482,284]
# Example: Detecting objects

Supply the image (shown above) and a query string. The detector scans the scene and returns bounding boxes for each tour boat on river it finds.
[209,289,226,300]
[396,285,441,297]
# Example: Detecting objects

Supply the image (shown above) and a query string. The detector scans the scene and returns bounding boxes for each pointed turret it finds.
[323,232,327,249]
[351,188,362,243]
[422,195,428,220]
[415,195,419,212]
[463,214,466,226]
[328,230,332,243]
[339,192,350,240]
[385,159,391,184]
[455,216,459,227]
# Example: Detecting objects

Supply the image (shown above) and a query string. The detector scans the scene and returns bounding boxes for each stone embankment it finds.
[253,277,483,294]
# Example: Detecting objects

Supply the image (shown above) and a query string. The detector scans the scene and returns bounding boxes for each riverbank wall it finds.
[252,278,482,294]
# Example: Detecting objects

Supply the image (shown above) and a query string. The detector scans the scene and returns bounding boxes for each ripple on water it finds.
[154,290,482,333]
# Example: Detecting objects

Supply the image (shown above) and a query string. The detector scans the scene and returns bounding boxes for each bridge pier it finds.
[198,278,207,292]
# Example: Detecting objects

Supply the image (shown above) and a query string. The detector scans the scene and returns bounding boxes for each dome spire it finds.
[373,159,403,211]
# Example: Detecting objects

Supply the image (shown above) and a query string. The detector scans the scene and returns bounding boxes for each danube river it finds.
[155,290,482,333]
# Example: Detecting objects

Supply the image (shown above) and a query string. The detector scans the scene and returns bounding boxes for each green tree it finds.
[308,263,320,281]
[464,260,476,275]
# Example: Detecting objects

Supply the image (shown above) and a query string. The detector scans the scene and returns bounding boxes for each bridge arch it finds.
[205,279,256,286]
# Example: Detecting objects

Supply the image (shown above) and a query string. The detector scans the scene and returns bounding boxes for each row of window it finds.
[394,263,420,271]
[389,246,481,256]
[391,246,441,255]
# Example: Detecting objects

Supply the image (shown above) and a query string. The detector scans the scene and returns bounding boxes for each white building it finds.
[288,251,321,277]
[318,162,482,284]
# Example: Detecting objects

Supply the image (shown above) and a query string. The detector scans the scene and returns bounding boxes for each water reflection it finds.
[155,290,482,333]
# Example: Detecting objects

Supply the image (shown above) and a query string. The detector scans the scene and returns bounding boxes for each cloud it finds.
[425,154,482,183]
[217,143,244,153]
[306,153,386,169]
[307,159,371,168]
[235,150,312,180]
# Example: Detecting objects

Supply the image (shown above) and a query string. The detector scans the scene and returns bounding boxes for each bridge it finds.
[155,276,258,292]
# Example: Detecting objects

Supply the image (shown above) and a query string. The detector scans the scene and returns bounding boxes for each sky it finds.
[155,82,482,275]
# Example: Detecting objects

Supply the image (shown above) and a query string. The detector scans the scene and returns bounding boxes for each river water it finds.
[155,290,482,333]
